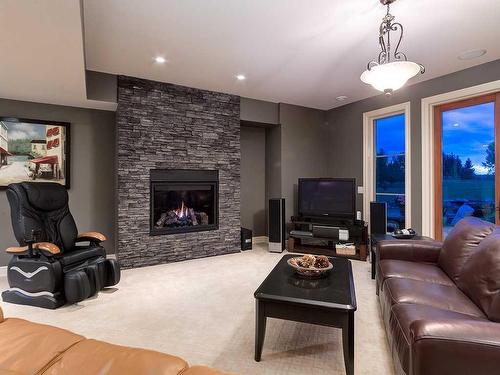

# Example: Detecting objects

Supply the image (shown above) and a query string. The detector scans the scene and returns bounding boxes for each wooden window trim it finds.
[433,93,500,240]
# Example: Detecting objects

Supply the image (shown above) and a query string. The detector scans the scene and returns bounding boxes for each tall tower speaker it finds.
[268,198,285,253]
[370,201,387,235]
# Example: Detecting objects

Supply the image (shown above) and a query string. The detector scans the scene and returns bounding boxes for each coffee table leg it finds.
[342,311,354,375]
[255,299,267,362]
[371,247,376,280]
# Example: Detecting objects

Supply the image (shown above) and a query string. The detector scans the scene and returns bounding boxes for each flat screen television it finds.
[298,178,356,219]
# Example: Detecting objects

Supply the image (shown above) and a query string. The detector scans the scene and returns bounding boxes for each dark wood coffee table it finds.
[254,254,357,375]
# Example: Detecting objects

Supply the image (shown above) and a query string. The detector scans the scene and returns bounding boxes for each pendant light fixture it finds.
[360,0,424,96]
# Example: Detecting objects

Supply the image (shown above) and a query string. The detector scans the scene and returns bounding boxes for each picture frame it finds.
[0,117,70,189]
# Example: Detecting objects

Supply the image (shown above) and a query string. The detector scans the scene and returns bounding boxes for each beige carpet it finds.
[0,245,394,374]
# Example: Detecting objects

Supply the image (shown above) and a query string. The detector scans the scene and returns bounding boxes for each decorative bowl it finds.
[287,255,333,279]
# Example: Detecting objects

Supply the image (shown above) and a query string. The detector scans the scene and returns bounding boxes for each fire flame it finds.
[175,201,189,218]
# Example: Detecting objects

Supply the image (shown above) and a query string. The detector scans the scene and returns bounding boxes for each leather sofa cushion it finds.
[383,278,486,318]
[458,230,500,322]
[387,303,486,374]
[183,366,232,375]
[438,217,495,282]
[0,318,84,374]
[378,260,454,290]
[44,338,189,375]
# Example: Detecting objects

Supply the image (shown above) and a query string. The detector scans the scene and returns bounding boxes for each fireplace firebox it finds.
[150,169,219,235]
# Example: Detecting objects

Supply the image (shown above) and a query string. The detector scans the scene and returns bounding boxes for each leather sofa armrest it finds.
[409,319,500,375]
[377,239,442,263]
[76,231,106,244]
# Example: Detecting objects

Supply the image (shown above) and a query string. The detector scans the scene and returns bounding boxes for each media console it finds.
[288,216,368,261]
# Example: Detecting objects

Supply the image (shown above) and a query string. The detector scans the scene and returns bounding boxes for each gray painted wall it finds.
[85,70,118,103]
[0,99,116,266]
[240,97,279,124]
[240,126,266,236]
[280,103,330,219]
[265,125,282,201]
[326,59,500,233]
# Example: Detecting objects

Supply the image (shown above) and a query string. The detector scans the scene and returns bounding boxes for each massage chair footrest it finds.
[1,289,65,309]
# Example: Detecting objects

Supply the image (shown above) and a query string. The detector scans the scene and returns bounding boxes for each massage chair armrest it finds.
[6,242,61,257]
[0,305,3,322]
[377,239,443,263]
[76,231,107,245]
[409,319,500,375]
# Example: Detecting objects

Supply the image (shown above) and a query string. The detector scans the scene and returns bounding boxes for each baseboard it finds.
[0,266,7,277]
[253,236,268,244]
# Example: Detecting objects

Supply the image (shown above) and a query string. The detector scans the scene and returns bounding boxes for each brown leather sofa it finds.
[376,217,500,375]
[0,305,229,375]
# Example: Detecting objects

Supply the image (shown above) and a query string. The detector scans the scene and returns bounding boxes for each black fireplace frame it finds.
[150,169,219,236]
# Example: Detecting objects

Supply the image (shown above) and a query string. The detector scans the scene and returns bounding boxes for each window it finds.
[363,102,410,232]
[433,93,500,239]
[375,114,406,230]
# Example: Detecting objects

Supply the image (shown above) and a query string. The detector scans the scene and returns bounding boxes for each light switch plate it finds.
[357,186,364,194]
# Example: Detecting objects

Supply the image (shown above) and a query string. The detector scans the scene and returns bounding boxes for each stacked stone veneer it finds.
[116,76,241,268]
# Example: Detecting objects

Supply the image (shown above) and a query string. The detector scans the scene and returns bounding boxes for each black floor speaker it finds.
[370,201,387,235]
[268,198,285,253]
[241,227,253,251]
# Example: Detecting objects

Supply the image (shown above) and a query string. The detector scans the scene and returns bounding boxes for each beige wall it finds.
[0,98,116,266]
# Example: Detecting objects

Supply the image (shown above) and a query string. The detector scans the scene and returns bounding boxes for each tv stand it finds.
[288,216,368,261]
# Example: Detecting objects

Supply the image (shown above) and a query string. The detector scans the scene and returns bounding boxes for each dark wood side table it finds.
[254,255,357,375]
[370,234,433,279]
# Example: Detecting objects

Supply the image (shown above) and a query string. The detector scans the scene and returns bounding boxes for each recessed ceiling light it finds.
[236,74,246,81]
[155,56,166,64]
[336,95,348,102]
[458,49,487,60]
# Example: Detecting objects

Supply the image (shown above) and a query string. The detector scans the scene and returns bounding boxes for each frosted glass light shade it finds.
[360,61,422,93]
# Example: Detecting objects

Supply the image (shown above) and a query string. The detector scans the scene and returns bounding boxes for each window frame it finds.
[421,79,500,238]
[363,102,411,231]
[432,93,500,240]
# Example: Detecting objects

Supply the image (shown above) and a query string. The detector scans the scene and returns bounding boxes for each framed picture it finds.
[0,117,70,188]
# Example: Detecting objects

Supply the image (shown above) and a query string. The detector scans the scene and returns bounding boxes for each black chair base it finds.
[2,289,65,309]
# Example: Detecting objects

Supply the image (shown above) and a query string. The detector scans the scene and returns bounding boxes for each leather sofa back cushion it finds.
[44,339,189,375]
[457,230,500,322]
[438,217,496,282]
[0,318,84,374]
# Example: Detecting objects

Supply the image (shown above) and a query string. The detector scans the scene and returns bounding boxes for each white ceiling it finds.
[0,0,115,111]
[1,0,500,111]
[83,0,500,109]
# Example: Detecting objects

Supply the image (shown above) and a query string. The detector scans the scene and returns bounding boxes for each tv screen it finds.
[298,178,355,218]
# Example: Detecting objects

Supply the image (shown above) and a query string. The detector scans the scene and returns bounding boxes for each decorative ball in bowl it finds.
[287,254,333,279]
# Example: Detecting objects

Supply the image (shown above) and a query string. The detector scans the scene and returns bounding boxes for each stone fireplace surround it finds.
[117,76,241,269]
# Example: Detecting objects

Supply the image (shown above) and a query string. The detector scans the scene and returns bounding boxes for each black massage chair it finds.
[2,182,120,309]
